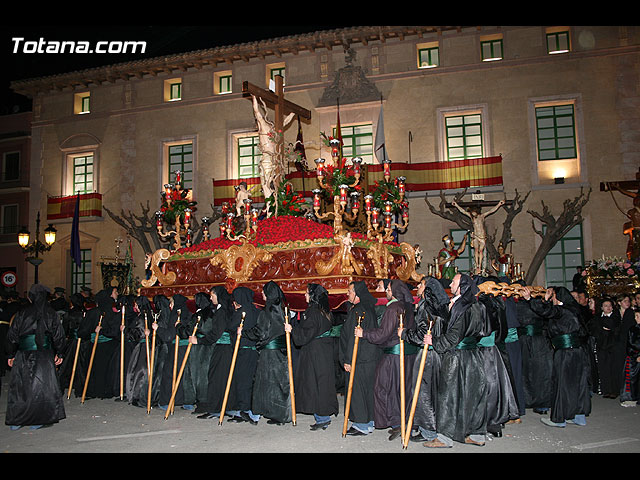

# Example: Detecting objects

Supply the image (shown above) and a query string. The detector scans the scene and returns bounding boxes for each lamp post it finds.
[18,211,57,284]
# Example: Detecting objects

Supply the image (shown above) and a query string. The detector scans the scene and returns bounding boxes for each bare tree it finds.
[525,187,591,285]
[103,201,223,256]
[424,188,530,271]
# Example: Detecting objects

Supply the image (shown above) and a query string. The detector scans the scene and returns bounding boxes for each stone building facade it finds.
[9,25,640,294]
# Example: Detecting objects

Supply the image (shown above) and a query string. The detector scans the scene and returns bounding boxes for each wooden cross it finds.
[600,166,640,193]
[242,75,311,134]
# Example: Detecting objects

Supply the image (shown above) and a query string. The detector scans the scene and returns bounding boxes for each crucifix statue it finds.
[450,197,506,275]
[243,75,311,217]
[601,167,640,261]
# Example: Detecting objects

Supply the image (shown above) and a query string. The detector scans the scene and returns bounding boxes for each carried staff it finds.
[220,311,245,425]
[398,312,406,444]
[66,311,85,399]
[147,312,159,414]
[120,305,125,401]
[403,318,433,449]
[81,314,103,404]
[284,306,296,426]
[165,315,201,420]
[170,309,181,415]
[342,313,363,437]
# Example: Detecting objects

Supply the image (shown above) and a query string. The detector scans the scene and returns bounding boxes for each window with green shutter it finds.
[535,104,576,161]
[71,248,92,294]
[333,124,374,164]
[544,223,584,289]
[238,136,261,178]
[168,144,193,189]
[73,155,94,194]
[445,114,483,160]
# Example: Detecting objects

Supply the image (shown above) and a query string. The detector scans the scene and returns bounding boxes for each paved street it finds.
[1,375,639,454]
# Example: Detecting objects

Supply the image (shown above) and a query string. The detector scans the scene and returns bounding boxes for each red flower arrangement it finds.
[173,215,399,256]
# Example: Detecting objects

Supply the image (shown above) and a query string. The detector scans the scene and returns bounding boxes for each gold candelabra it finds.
[219,198,258,242]
[155,170,195,250]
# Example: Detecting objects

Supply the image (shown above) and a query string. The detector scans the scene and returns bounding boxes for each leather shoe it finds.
[388,427,402,441]
[423,438,450,448]
[267,419,285,425]
[310,421,330,431]
[409,433,426,443]
[346,426,366,436]
[240,411,258,425]
[197,413,216,419]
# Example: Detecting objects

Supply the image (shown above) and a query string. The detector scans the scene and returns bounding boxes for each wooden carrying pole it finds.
[81,315,103,404]
[120,305,125,400]
[147,313,158,414]
[170,309,181,415]
[399,312,406,444]
[67,337,82,399]
[342,313,363,437]
[67,312,85,399]
[284,307,296,426]
[403,319,433,449]
[165,316,201,419]
[219,312,245,425]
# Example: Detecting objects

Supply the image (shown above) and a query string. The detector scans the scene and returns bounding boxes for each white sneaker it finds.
[620,401,637,407]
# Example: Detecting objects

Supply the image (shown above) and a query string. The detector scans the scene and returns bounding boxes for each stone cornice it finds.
[10,26,463,97]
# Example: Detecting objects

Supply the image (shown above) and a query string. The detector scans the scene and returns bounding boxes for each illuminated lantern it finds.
[383,159,392,178]
[364,194,373,212]
[352,157,363,176]
[350,191,360,211]
[384,201,393,214]
[330,138,340,158]
[219,223,226,236]
[222,202,229,214]
[174,170,182,185]
[314,158,325,177]
[372,208,380,225]
[312,189,322,208]
[184,208,192,227]
[397,176,406,195]
[384,212,392,229]
[155,211,163,228]
[402,208,409,221]
[164,183,173,197]
[251,208,258,227]
[339,184,348,203]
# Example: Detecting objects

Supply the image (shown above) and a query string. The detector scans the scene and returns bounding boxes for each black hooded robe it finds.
[5,284,66,427]
[157,294,196,408]
[620,321,640,403]
[362,280,416,430]
[289,284,339,420]
[188,292,216,407]
[125,296,155,407]
[339,281,381,431]
[243,281,292,424]
[528,287,591,424]
[76,289,121,399]
[402,277,449,438]
[57,293,87,394]
[431,274,488,443]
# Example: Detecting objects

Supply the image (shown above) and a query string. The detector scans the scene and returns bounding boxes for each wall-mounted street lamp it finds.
[18,211,56,284]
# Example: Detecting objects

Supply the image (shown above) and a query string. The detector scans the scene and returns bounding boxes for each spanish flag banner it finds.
[47,193,103,220]
[212,157,502,205]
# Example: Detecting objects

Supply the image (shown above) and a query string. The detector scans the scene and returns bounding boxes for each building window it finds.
[481,39,503,62]
[2,151,20,181]
[547,30,570,54]
[168,143,193,189]
[417,44,439,69]
[74,92,90,114]
[164,79,182,102]
[215,71,232,95]
[535,104,576,161]
[445,113,483,160]
[73,154,94,194]
[1,204,18,235]
[334,123,374,164]
[269,65,286,85]
[544,223,584,289]
[71,248,92,294]
[238,135,261,178]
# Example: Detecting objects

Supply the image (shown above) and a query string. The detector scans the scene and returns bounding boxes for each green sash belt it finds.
[505,327,519,344]
[172,338,190,347]
[263,335,286,350]
[518,324,543,337]
[456,336,478,350]
[91,333,113,343]
[383,342,420,355]
[217,332,231,345]
[478,331,496,347]
[18,334,50,351]
[316,324,342,339]
[551,333,582,350]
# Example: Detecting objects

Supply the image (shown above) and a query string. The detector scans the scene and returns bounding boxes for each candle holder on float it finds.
[155,170,198,250]
[219,198,258,242]
[363,175,409,243]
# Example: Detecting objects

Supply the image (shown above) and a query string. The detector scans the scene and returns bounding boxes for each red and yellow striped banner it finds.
[47,193,102,220]
[213,157,502,205]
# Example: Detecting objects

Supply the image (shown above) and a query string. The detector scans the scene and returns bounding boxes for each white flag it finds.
[374,105,389,164]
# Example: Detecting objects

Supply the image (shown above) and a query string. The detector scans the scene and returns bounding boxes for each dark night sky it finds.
[0,23,352,114]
